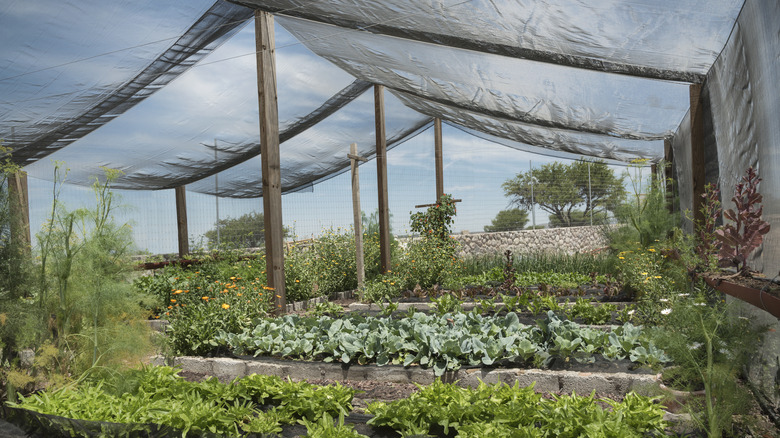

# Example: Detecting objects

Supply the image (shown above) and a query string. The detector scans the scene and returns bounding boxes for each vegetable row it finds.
[218,311,669,376]
[10,366,669,438]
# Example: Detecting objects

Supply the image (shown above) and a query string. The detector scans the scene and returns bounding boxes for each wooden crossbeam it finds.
[414,199,462,209]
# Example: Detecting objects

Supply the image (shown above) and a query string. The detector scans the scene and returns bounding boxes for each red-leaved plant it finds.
[715,167,771,275]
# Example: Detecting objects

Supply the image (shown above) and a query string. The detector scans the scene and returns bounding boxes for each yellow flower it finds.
[172,290,182,295]
[202,296,209,300]
[618,256,624,260]
[170,299,176,303]
[641,272,648,276]
[648,248,656,252]
[222,303,230,310]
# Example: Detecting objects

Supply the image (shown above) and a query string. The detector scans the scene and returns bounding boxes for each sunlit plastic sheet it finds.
[24,24,368,196]
[0,0,254,166]
[397,93,664,164]
[231,0,742,82]
[277,16,692,142]
[186,91,433,197]
[706,1,780,274]
[448,125,641,168]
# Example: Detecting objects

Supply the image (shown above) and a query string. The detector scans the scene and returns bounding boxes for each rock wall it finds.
[450,225,614,258]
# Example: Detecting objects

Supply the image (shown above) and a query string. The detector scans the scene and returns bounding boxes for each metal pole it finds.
[588,162,593,226]
[215,139,220,246]
[529,160,536,228]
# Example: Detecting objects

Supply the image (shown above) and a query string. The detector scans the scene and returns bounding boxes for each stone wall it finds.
[450,225,614,258]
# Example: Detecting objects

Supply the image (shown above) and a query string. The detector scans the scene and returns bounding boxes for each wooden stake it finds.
[255,10,286,312]
[175,186,189,258]
[349,143,365,295]
[375,85,391,273]
[434,117,444,202]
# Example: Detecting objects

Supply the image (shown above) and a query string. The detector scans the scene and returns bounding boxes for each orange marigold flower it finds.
[202,296,209,300]
[222,303,230,310]
[170,299,176,303]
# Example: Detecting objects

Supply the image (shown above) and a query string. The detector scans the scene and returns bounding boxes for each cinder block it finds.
[174,356,213,375]
[457,368,497,387]
[211,357,247,382]
[560,371,614,395]
[510,369,560,393]
[246,361,291,378]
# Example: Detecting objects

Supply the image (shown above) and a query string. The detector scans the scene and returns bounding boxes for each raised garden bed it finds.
[5,366,669,438]
[215,312,667,376]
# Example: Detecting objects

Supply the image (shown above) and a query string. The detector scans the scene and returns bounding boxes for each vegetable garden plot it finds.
[217,311,668,376]
[5,366,671,438]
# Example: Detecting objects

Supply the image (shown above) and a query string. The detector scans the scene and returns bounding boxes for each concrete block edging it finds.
[155,355,660,397]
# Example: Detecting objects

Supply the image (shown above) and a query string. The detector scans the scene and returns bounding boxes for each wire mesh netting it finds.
[23,124,647,255]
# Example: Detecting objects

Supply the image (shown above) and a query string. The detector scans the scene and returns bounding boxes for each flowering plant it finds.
[410,194,457,241]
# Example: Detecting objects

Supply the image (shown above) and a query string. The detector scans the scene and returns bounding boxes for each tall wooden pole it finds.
[255,10,285,312]
[349,143,366,295]
[375,85,391,273]
[8,171,30,251]
[434,117,444,202]
[175,186,189,257]
[690,83,706,225]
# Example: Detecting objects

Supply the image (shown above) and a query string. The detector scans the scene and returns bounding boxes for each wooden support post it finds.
[255,10,286,312]
[349,143,367,295]
[690,83,706,225]
[375,85,392,274]
[175,186,189,258]
[8,171,31,251]
[434,117,444,202]
[664,138,676,214]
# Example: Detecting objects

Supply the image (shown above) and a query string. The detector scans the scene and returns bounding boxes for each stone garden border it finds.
[151,355,661,397]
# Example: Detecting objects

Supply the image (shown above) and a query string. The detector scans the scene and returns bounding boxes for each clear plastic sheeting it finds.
[231,0,743,82]
[0,0,254,165]
[277,16,691,143]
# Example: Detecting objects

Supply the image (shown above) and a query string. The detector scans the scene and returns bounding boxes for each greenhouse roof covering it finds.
[0,0,762,198]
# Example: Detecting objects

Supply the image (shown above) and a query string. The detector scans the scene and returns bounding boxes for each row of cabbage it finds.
[218,311,669,376]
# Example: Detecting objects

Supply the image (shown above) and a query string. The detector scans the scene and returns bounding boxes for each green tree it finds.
[548,210,608,228]
[484,209,528,232]
[204,212,289,249]
[502,160,624,227]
